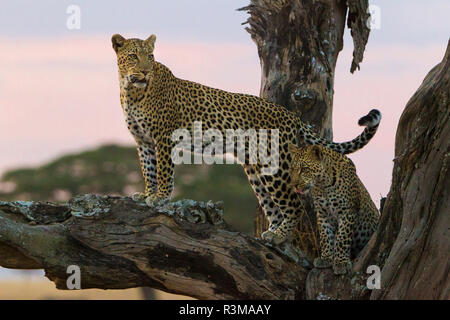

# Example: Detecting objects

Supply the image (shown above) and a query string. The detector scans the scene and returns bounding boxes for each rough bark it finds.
[240,0,369,138]
[0,195,307,300]
[355,41,450,300]
[240,0,370,261]
[140,287,157,300]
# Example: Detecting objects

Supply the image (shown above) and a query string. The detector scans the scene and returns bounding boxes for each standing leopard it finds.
[289,143,380,274]
[111,34,381,246]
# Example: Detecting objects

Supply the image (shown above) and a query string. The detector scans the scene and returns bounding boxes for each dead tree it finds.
[240,0,370,260]
[1,2,448,300]
[354,41,450,300]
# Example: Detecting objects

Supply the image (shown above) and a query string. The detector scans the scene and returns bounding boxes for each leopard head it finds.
[289,144,330,195]
[111,34,157,89]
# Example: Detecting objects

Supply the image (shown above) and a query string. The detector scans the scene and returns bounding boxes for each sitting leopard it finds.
[289,143,380,274]
[111,33,381,245]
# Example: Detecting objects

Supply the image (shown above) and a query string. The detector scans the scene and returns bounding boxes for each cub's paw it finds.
[332,261,352,275]
[313,257,332,269]
[132,192,148,202]
[261,230,286,245]
[144,194,170,207]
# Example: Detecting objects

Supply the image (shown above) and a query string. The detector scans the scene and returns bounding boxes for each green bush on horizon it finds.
[0,144,256,234]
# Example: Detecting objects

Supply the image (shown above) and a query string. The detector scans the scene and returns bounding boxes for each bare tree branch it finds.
[0,195,309,300]
[347,0,371,73]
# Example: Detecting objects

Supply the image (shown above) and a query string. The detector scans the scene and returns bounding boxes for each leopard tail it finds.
[297,109,381,155]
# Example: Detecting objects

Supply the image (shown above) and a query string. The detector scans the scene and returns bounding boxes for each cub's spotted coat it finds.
[289,144,380,274]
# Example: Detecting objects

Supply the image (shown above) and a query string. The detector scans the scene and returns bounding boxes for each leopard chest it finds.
[313,189,341,226]
[123,104,155,144]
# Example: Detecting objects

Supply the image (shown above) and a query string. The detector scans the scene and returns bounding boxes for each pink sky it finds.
[0,35,447,203]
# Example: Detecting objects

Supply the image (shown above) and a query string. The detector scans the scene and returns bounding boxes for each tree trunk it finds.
[239,0,370,259]
[140,287,157,300]
[354,41,450,300]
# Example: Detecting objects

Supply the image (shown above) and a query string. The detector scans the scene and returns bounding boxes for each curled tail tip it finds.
[358,109,382,127]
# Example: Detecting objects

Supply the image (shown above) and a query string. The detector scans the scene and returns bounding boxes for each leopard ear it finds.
[310,145,324,161]
[144,34,157,50]
[112,34,126,53]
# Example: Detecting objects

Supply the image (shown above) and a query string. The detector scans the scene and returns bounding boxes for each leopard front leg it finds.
[133,140,158,201]
[332,208,355,275]
[243,165,283,231]
[244,165,305,261]
[313,203,335,269]
[258,171,302,245]
[262,203,301,246]
[144,136,175,206]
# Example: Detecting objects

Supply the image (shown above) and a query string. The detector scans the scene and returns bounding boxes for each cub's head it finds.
[111,34,157,88]
[289,144,329,195]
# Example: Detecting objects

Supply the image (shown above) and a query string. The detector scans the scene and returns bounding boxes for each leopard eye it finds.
[149,54,154,59]
[128,54,138,60]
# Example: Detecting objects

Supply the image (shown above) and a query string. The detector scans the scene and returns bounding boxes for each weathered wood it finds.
[0,243,42,269]
[0,195,308,300]
[355,41,450,300]
[240,0,370,137]
[305,268,370,300]
[347,0,371,73]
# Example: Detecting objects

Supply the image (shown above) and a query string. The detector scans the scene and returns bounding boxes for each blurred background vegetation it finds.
[0,144,256,235]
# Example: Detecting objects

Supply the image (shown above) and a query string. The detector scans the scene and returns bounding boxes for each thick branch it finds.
[0,195,308,300]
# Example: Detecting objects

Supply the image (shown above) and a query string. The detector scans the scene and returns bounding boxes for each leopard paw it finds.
[145,194,170,207]
[261,230,286,245]
[132,192,148,202]
[313,257,332,269]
